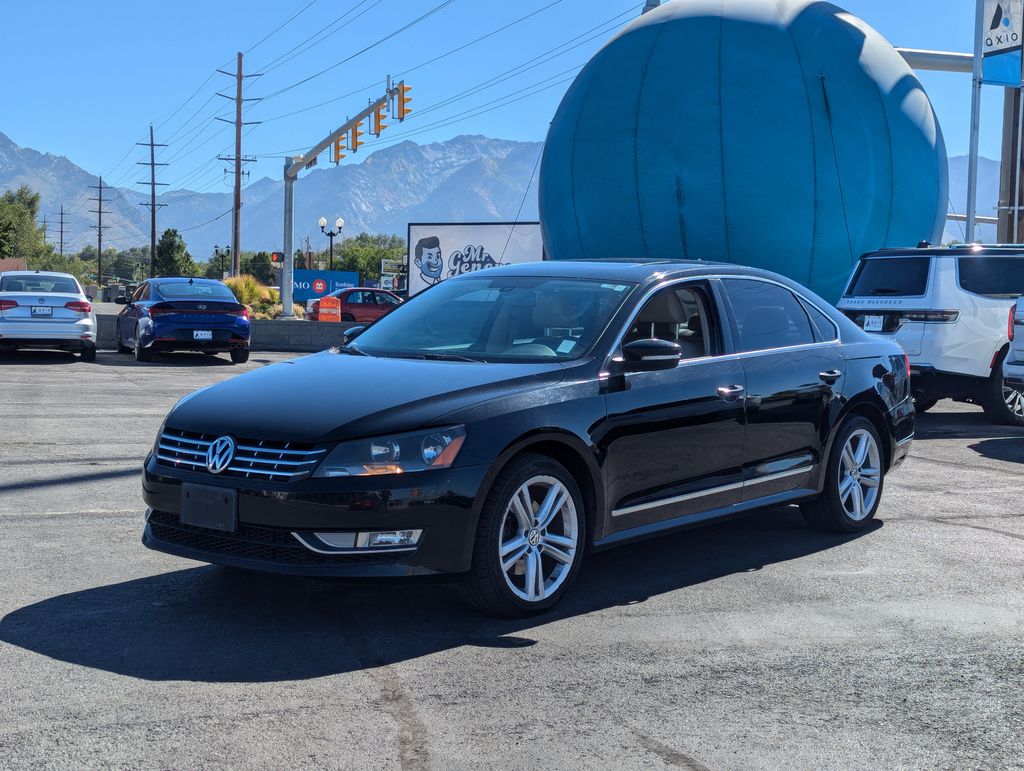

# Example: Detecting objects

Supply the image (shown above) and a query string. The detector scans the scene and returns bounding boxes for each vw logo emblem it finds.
[206,435,236,474]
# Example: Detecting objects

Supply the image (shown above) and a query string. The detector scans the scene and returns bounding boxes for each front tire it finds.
[460,454,586,617]
[802,416,885,533]
[116,328,131,354]
[982,355,1024,426]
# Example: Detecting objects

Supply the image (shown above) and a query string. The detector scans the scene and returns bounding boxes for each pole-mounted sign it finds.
[984,0,1024,86]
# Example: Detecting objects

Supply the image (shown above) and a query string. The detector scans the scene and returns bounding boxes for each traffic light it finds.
[350,120,365,152]
[271,252,284,263]
[331,134,347,164]
[397,81,412,121]
[372,102,388,137]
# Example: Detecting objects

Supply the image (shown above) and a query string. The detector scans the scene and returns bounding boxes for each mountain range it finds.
[0,131,542,258]
[0,129,1006,256]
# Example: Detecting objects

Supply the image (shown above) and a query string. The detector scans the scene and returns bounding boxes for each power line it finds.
[137,125,169,277]
[246,0,324,55]
[88,177,112,285]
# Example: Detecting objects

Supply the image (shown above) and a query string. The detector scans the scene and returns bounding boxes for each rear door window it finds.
[957,256,1024,298]
[845,257,931,297]
[722,279,816,352]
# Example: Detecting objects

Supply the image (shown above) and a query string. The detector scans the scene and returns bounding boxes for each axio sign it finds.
[984,0,1024,86]
[406,222,544,296]
[292,270,359,304]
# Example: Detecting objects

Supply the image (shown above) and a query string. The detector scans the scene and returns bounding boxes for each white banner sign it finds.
[406,222,544,296]
[984,0,1024,86]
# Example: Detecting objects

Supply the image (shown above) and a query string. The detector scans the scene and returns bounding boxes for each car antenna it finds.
[188,277,194,284]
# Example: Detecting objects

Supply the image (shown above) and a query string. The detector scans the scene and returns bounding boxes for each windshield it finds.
[155,281,236,300]
[957,255,1024,297]
[350,276,636,362]
[845,257,931,297]
[0,275,81,294]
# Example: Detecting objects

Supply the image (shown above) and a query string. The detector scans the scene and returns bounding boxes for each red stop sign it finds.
[313,278,327,294]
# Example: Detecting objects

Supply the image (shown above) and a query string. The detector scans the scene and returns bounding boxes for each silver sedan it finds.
[0,271,98,360]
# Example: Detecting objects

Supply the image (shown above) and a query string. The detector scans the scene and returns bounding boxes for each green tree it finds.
[247,251,274,284]
[153,228,195,277]
[334,233,405,283]
[1,185,50,262]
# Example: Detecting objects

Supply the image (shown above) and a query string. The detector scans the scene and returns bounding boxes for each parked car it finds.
[116,277,251,364]
[142,260,912,616]
[837,244,1024,426]
[0,270,97,361]
[1004,299,1024,412]
[306,287,402,322]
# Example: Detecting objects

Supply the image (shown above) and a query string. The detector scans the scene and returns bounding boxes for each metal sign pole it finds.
[966,0,986,242]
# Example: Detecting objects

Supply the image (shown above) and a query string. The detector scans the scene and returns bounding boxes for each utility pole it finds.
[38,214,47,244]
[137,124,167,277]
[217,52,260,277]
[57,205,68,256]
[88,177,111,286]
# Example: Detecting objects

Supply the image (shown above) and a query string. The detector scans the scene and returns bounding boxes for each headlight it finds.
[313,425,466,478]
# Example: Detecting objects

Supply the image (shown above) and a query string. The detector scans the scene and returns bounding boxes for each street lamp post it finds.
[319,216,344,271]
[214,246,231,278]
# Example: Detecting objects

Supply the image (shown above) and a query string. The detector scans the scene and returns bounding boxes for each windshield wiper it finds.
[389,351,480,363]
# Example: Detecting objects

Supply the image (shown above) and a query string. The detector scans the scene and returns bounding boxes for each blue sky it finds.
[0,0,1004,196]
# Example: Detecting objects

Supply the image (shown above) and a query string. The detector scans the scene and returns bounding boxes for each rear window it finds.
[0,275,81,294]
[957,256,1024,298]
[155,281,235,300]
[845,257,931,297]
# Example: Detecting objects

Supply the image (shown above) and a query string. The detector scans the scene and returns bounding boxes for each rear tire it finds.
[341,313,355,322]
[801,416,885,533]
[460,453,586,617]
[134,326,152,362]
[230,348,250,364]
[982,354,1024,426]
[80,346,96,362]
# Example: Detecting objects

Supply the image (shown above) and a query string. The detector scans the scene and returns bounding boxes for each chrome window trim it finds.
[611,465,814,517]
[607,273,842,372]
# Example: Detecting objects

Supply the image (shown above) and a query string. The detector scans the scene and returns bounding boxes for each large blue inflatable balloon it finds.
[539,0,947,302]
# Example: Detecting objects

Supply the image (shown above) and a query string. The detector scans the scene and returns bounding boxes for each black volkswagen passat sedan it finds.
[143,260,913,616]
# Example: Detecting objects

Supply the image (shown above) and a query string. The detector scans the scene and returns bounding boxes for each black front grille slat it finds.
[156,428,325,482]
[147,511,396,566]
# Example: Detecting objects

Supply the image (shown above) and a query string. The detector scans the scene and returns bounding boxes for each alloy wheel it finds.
[838,428,881,521]
[497,475,579,602]
[1002,380,1024,420]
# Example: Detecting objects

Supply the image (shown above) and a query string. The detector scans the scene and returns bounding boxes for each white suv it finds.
[1005,300,1024,415]
[837,245,1024,426]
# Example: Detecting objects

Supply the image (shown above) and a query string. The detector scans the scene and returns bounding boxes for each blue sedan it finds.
[115,277,251,363]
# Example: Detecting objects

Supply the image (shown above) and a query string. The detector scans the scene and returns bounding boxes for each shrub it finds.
[224,274,263,305]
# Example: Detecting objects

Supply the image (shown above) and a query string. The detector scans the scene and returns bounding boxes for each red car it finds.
[308,288,402,322]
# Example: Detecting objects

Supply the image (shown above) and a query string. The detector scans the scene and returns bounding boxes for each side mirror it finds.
[342,325,365,345]
[618,338,681,372]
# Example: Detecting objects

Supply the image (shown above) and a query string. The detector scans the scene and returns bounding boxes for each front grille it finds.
[147,510,398,566]
[156,427,326,482]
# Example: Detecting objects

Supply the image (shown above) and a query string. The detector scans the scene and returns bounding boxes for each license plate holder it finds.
[193,330,213,341]
[31,306,52,317]
[180,483,237,532]
[863,315,884,332]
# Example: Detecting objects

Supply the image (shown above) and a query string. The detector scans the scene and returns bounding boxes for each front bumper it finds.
[141,454,490,577]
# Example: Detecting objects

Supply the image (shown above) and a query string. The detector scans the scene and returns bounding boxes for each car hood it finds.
[166,351,567,443]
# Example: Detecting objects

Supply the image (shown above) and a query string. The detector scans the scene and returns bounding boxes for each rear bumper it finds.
[145,327,249,352]
[909,364,988,400]
[1004,358,1024,390]
[0,318,96,347]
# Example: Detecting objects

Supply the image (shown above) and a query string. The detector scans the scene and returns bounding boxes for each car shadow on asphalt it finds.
[0,507,879,683]
[967,438,1024,463]
[913,411,1024,441]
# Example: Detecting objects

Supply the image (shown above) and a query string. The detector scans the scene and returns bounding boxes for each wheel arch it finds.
[820,393,894,492]
[472,430,604,544]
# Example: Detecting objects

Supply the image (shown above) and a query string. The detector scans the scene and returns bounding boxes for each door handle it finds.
[717,384,745,401]
[819,369,843,384]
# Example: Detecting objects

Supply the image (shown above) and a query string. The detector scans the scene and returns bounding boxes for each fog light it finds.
[356,530,422,548]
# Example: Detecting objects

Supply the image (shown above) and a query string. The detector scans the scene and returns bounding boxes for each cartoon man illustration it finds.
[414,236,444,286]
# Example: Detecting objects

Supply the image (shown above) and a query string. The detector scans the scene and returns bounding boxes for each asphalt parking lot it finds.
[0,349,1022,769]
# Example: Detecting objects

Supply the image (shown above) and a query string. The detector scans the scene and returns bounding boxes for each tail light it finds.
[0,299,17,311]
[237,307,250,320]
[902,310,959,323]
[149,306,173,316]
[903,353,911,380]
[1010,303,1017,342]
[64,300,92,313]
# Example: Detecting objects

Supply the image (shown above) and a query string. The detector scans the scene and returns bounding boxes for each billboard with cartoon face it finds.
[406,222,544,296]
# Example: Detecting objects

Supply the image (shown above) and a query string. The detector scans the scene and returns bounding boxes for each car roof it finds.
[0,270,79,279]
[149,276,225,283]
[454,258,785,286]
[863,244,1024,258]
